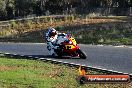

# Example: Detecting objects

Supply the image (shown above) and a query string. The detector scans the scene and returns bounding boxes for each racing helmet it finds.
[48,28,57,37]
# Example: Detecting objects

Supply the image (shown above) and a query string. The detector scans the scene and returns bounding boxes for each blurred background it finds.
[0,0,132,45]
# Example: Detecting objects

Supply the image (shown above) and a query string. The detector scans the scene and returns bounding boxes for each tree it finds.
[6,0,15,19]
[0,0,7,20]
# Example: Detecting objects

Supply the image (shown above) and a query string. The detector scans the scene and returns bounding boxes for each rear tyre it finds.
[77,49,87,59]
[54,49,62,58]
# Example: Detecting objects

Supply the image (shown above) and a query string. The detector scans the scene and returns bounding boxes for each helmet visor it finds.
[50,32,57,36]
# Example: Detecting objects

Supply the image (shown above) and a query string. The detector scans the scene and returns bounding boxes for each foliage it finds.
[1,0,132,20]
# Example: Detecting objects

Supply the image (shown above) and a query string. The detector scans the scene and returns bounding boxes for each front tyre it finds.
[77,49,87,59]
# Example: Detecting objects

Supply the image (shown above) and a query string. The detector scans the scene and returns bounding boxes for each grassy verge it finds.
[1,16,132,45]
[0,16,124,38]
[0,56,131,88]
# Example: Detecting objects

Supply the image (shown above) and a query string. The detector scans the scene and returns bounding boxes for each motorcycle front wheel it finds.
[76,49,87,59]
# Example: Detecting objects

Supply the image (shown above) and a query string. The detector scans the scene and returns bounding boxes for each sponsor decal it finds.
[78,66,130,84]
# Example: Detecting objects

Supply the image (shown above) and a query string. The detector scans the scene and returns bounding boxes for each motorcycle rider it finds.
[46,27,66,56]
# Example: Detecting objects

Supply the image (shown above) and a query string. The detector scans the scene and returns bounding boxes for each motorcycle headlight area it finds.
[69,41,72,44]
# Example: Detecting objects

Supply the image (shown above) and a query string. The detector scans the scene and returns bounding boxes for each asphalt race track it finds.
[0,43,132,75]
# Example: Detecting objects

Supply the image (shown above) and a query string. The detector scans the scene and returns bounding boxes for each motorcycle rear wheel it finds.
[54,49,62,58]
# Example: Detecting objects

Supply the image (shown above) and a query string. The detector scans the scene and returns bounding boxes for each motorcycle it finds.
[53,34,87,59]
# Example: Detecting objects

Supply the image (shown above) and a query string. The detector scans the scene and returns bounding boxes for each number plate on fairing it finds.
[65,45,75,50]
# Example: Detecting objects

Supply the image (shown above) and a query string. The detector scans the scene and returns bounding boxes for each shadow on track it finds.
[25,55,81,59]
[0,53,82,60]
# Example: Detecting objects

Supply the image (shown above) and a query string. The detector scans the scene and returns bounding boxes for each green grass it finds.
[0,57,131,88]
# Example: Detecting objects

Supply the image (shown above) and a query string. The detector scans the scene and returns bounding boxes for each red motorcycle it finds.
[54,34,87,59]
